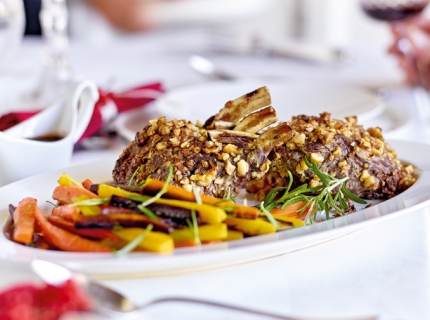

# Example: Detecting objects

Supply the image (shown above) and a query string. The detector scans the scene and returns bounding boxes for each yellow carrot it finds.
[225,217,276,236]
[113,228,174,253]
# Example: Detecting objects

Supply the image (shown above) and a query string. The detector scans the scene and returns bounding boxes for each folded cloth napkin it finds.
[0,82,164,143]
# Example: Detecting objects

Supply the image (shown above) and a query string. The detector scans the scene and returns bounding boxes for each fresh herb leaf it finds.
[192,185,202,205]
[260,202,279,230]
[190,208,201,246]
[262,156,367,225]
[138,206,158,220]
[68,198,108,207]
[137,175,151,187]
[138,164,173,208]
[128,166,140,186]
[46,200,58,207]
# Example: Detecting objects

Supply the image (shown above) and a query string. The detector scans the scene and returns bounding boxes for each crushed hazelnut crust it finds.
[247,112,417,200]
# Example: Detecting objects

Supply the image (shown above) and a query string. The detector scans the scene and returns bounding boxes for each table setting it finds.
[1,1,430,319]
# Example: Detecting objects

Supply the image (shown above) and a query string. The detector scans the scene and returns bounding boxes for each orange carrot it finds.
[270,201,313,220]
[82,179,93,190]
[142,180,259,219]
[34,207,111,252]
[174,239,198,248]
[52,186,99,205]
[51,206,81,221]
[12,197,37,245]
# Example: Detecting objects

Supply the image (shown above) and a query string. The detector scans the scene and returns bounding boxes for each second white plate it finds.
[115,79,386,142]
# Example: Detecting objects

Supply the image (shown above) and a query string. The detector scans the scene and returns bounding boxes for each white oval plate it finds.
[1,140,428,279]
[115,79,386,142]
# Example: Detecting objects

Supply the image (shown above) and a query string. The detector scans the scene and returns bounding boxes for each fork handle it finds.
[142,296,378,320]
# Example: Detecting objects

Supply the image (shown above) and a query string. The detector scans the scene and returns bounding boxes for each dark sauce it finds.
[27,133,65,142]
[362,3,428,21]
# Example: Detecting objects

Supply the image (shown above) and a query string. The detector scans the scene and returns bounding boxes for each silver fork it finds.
[31,260,378,320]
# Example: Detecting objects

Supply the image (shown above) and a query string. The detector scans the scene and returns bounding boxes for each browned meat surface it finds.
[247,113,417,200]
[113,87,293,198]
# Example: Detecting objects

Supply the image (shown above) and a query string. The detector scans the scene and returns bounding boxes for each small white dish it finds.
[0,80,99,187]
[115,79,386,142]
[0,140,427,278]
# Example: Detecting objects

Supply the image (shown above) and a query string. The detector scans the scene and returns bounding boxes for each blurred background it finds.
[16,0,399,49]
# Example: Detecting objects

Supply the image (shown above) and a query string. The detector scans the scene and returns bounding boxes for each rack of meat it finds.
[6,86,417,253]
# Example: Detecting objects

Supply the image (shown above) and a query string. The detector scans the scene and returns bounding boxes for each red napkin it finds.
[0,82,164,143]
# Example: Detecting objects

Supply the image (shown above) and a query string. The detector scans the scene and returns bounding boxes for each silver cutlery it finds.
[188,55,236,80]
[205,29,350,64]
[31,259,378,320]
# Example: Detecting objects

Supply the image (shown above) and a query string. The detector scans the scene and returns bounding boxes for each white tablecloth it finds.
[0,30,429,320]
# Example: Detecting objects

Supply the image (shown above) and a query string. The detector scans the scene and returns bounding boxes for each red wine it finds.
[362,3,428,21]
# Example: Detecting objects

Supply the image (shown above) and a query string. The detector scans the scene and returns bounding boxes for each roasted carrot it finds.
[141,180,259,219]
[34,207,111,252]
[82,179,93,190]
[51,205,81,221]
[47,216,120,242]
[269,201,313,220]
[174,239,198,248]
[12,197,37,245]
[52,186,99,205]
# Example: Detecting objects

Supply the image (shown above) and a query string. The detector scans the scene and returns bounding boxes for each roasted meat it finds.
[247,113,417,200]
[113,87,293,198]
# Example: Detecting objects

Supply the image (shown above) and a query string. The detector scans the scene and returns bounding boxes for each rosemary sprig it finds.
[263,156,367,225]
[260,201,279,229]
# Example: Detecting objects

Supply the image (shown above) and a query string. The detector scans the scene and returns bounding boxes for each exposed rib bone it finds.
[208,130,258,145]
[213,120,236,130]
[255,122,293,154]
[233,106,278,134]
[212,86,271,124]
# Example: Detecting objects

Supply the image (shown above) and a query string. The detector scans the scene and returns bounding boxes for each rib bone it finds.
[212,86,271,124]
[234,106,278,134]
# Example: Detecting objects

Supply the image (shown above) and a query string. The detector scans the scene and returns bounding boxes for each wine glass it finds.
[0,0,25,69]
[360,0,430,87]
[360,0,430,129]
[23,0,71,106]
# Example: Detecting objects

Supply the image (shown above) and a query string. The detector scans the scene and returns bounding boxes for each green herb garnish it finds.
[46,200,58,207]
[128,166,140,186]
[137,164,173,209]
[137,175,151,187]
[260,201,279,229]
[190,209,201,246]
[138,206,158,221]
[68,198,108,207]
[263,156,367,225]
[115,224,153,257]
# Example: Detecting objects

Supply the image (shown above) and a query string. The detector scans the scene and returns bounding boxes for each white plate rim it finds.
[0,140,428,278]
